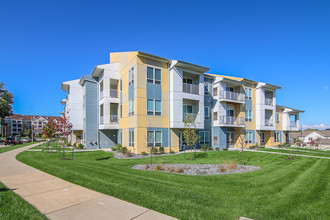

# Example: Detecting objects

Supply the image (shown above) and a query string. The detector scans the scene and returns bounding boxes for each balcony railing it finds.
[219,91,245,102]
[100,116,104,124]
[183,83,199,95]
[183,113,199,123]
[110,115,118,124]
[110,89,118,98]
[290,121,297,127]
[265,98,273,106]
[100,91,104,99]
[265,119,273,126]
[219,116,245,126]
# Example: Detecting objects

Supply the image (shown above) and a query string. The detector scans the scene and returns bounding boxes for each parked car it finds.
[5,136,23,145]
[22,137,32,143]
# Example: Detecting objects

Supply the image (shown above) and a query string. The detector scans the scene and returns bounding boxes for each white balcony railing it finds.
[290,121,297,127]
[183,113,199,123]
[265,119,273,126]
[100,116,104,124]
[219,116,245,126]
[110,115,118,124]
[219,91,245,102]
[183,83,199,95]
[265,98,273,106]
[110,89,118,98]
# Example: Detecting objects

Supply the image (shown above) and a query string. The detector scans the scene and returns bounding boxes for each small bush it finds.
[215,147,220,151]
[73,142,77,147]
[218,165,227,173]
[208,147,213,151]
[152,148,158,154]
[176,168,184,173]
[76,143,84,149]
[195,152,207,158]
[125,149,133,157]
[111,147,116,151]
[260,146,265,149]
[165,165,175,172]
[201,145,208,151]
[144,165,150,170]
[141,151,148,156]
[278,144,283,148]
[116,144,122,151]
[159,146,165,154]
[153,164,162,171]
[255,143,260,149]
[249,145,256,149]
[223,148,228,151]
[66,143,71,147]
[225,160,237,170]
[169,150,175,154]
[120,146,127,154]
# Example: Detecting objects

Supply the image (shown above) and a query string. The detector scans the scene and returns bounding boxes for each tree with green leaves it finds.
[42,119,57,139]
[0,82,14,136]
[183,114,200,160]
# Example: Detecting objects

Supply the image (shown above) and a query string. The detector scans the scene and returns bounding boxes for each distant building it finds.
[291,130,330,145]
[1,114,62,137]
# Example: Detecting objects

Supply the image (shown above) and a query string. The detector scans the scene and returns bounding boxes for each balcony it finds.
[110,115,118,124]
[265,119,273,126]
[110,89,118,98]
[183,113,200,123]
[100,91,104,100]
[219,116,245,126]
[183,83,199,95]
[100,116,104,124]
[265,98,273,106]
[290,121,297,127]
[219,91,245,103]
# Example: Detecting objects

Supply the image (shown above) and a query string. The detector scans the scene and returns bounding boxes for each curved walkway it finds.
[245,149,330,159]
[0,143,176,220]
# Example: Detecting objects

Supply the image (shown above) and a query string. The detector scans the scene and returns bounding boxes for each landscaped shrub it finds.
[153,164,162,171]
[165,165,175,172]
[201,145,208,151]
[152,148,158,154]
[195,152,207,158]
[76,143,84,149]
[225,160,237,170]
[159,146,165,154]
[223,148,228,151]
[66,143,71,147]
[176,168,184,173]
[73,142,77,147]
[141,151,148,156]
[249,145,256,149]
[218,165,226,173]
[215,147,220,151]
[169,150,175,154]
[255,143,260,149]
[144,165,150,170]
[278,144,283,148]
[120,146,127,154]
[115,144,122,151]
[208,147,213,151]
[125,149,133,157]
[111,147,116,151]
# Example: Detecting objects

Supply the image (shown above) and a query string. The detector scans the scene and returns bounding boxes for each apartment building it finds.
[61,51,303,153]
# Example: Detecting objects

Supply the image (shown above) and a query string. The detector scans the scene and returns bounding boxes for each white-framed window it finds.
[274,131,280,142]
[147,67,161,85]
[204,82,211,95]
[147,99,161,116]
[213,87,218,96]
[245,87,252,100]
[128,67,134,86]
[199,131,210,146]
[129,130,134,147]
[147,131,162,147]
[213,112,218,121]
[213,136,218,145]
[245,131,252,144]
[275,113,280,123]
[205,107,210,120]
[245,110,252,122]
[129,99,134,116]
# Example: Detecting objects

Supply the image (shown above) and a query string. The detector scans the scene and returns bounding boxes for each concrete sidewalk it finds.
[245,149,330,159]
[0,143,177,220]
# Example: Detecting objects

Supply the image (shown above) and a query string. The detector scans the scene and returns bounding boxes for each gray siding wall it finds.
[100,130,117,148]
[84,80,98,149]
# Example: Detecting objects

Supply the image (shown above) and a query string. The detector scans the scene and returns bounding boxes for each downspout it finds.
[168,61,172,153]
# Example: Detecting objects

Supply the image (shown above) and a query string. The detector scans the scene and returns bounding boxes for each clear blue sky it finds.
[0,0,329,129]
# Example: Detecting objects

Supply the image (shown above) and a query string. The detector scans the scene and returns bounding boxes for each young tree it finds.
[0,82,14,136]
[238,128,247,165]
[42,119,57,139]
[183,114,200,160]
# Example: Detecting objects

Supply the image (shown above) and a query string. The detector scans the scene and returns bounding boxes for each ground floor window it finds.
[245,131,252,144]
[147,131,162,147]
[213,136,218,145]
[274,131,280,142]
[199,131,210,146]
[129,130,134,147]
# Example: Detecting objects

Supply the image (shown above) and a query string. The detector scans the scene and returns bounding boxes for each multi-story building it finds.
[61,51,303,152]
[2,114,62,137]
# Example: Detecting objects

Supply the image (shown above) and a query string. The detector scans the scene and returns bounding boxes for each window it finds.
[213,112,218,121]
[245,131,252,144]
[245,110,252,122]
[128,67,134,86]
[274,132,280,142]
[129,130,134,147]
[147,99,162,116]
[275,113,280,123]
[199,131,210,146]
[120,104,122,118]
[205,107,210,120]
[213,136,218,145]
[213,87,218,96]
[204,82,211,95]
[147,131,162,147]
[245,87,252,99]
[147,67,161,84]
[129,99,134,116]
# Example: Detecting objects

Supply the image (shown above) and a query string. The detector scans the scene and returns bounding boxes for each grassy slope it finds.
[0,142,39,154]
[257,148,330,157]
[17,150,330,220]
[0,182,46,220]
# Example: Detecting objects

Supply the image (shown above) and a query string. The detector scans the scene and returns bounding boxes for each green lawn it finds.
[31,142,72,151]
[257,148,330,158]
[0,142,40,154]
[16,150,330,220]
[0,181,46,220]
